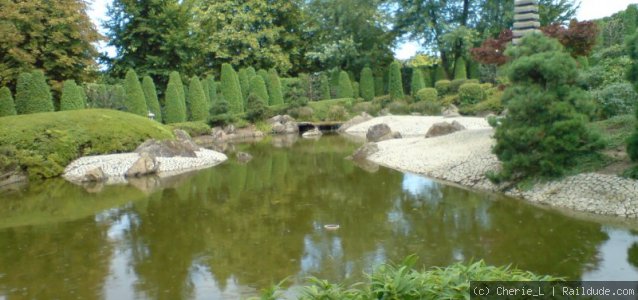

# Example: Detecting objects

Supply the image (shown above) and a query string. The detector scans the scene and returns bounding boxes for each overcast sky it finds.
[87,0,638,60]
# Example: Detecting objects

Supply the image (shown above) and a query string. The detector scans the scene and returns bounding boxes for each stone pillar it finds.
[513,0,541,45]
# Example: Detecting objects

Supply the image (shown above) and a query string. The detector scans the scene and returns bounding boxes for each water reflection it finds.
[0,135,638,299]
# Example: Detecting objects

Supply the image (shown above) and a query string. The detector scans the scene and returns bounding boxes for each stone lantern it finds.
[513,0,541,45]
[147,111,155,120]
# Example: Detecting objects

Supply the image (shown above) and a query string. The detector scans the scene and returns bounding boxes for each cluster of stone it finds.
[513,0,540,45]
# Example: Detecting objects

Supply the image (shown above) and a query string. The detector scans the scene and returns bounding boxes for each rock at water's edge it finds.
[126,153,160,177]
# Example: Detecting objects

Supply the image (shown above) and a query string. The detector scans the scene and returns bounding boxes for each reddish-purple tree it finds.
[470,30,513,66]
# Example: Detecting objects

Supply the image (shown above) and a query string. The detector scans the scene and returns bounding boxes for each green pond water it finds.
[1,134,638,299]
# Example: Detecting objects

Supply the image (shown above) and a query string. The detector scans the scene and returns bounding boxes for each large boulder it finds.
[442,104,460,118]
[425,121,466,138]
[366,123,401,142]
[84,167,106,182]
[135,139,198,158]
[270,115,298,134]
[126,153,160,177]
[338,112,372,132]
[302,128,323,138]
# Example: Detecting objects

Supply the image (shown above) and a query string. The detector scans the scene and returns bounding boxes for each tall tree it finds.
[142,76,162,122]
[104,0,196,86]
[0,0,101,92]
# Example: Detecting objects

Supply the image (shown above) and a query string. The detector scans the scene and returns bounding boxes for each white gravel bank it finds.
[63,149,227,184]
[355,116,638,218]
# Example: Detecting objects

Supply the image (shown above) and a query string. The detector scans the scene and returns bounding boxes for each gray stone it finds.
[366,124,392,142]
[136,139,198,158]
[236,152,253,163]
[442,104,460,118]
[284,122,299,134]
[173,129,191,141]
[84,167,106,182]
[425,121,466,138]
[126,153,160,177]
[338,112,372,132]
[272,122,286,134]
[302,128,323,138]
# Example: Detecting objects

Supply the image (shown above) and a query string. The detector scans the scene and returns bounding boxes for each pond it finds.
[1,134,638,299]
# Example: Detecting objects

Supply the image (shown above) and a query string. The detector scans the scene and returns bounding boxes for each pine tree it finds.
[454,57,468,80]
[16,70,54,114]
[360,67,375,101]
[164,79,186,123]
[238,68,251,102]
[221,63,243,113]
[60,80,85,110]
[141,76,162,122]
[187,76,209,121]
[388,61,404,100]
[267,69,284,105]
[317,73,330,100]
[123,69,147,116]
[249,75,269,105]
[337,71,353,98]
[0,87,16,117]
[411,69,426,96]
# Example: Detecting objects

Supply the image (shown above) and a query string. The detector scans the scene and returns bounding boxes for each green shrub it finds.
[245,93,268,122]
[319,73,331,100]
[60,80,85,111]
[491,34,603,182]
[337,71,353,98]
[330,69,341,98]
[359,67,374,101]
[434,65,447,82]
[459,83,486,105]
[288,106,314,120]
[208,100,235,127]
[0,109,173,179]
[387,101,410,114]
[84,83,125,110]
[460,92,504,115]
[423,67,432,87]
[187,76,209,121]
[205,75,218,107]
[327,105,349,121]
[352,81,360,98]
[435,80,451,96]
[480,83,494,91]
[16,70,54,114]
[164,78,186,124]
[142,76,162,122]
[221,63,244,114]
[410,100,441,115]
[267,69,284,105]
[123,69,148,116]
[388,61,404,100]
[416,88,438,103]
[0,87,16,117]
[249,75,270,105]
[410,68,426,96]
[591,83,637,119]
[166,121,210,137]
[373,95,392,108]
[450,79,478,94]
[238,68,251,102]
[374,73,384,96]
[454,57,468,80]
[284,78,308,108]
[352,101,380,115]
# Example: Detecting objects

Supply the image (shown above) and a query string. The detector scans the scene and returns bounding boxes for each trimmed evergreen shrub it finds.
[249,75,269,105]
[221,63,244,114]
[60,80,85,111]
[330,70,340,98]
[205,75,217,107]
[169,71,186,116]
[188,76,209,121]
[360,67,375,101]
[0,87,16,117]
[16,71,54,114]
[123,69,148,116]
[374,74,384,96]
[591,83,637,119]
[113,85,127,111]
[352,82,360,98]
[320,73,331,100]
[416,88,438,103]
[238,68,251,102]
[491,34,603,182]
[411,69,426,96]
[459,83,486,105]
[267,69,284,105]
[201,78,210,104]
[337,71,353,98]
[164,79,186,123]
[245,93,268,122]
[454,57,468,80]
[423,67,433,87]
[449,79,469,94]
[435,80,452,96]
[208,100,235,127]
[257,69,269,85]
[469,61,480,79]
[142,76,162,122]
[435,65,447,82]
[410,100,442,115]
[388,61,405,100]
[247,67,257,79]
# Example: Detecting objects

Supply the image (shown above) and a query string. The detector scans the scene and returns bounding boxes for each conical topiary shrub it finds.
[16,70,54,114]
[320,73,331,100]
[123,69,148,116]
[205,75,217,107]
[435,65,447,82]
[60,80,85,111]
[169,71,186,116]
[411,69,426,96]
[164,79,186,123]
[454,57,468,80]
[142,76,162,122]
[221,63,244,114]
[337,71,353,98]
[388,61,404,100]
[330,70,341,98]
[249,75,269,105]
[360,67,375,101]
[238,68,251,102]
[0,87,16,117]
[267,69,284,106]
[188,76,209,121]
[374,73,384,96]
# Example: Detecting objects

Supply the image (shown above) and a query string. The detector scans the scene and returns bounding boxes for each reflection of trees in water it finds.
[0,217,113,299]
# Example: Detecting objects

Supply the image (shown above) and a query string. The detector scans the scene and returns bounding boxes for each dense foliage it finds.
[491,34,603,182]
[60,80,85,111]
[459,83,485,105]
[142,76,162,123]
[123,69,148,116]
[416,88,438,103]
[15,71,53,114]
[454,57,467,80]
[435,80,451,96]
[221,64,244,114]
[319,74,331,100]
[164,75,186,124]
[388,61,404,100]
[626,28,638,162]
[410,69,426,96]
[337,71,353,98]
[0,87,16,117]
[360,67,375,101]
[267,69,284,106]
[187,76,209,121]
[249,75,270,105]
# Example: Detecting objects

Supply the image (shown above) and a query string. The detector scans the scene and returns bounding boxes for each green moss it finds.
[0,87,17,117]
[0,109,173,179]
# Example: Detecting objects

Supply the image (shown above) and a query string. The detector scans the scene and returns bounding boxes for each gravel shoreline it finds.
[347,116,638,218]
